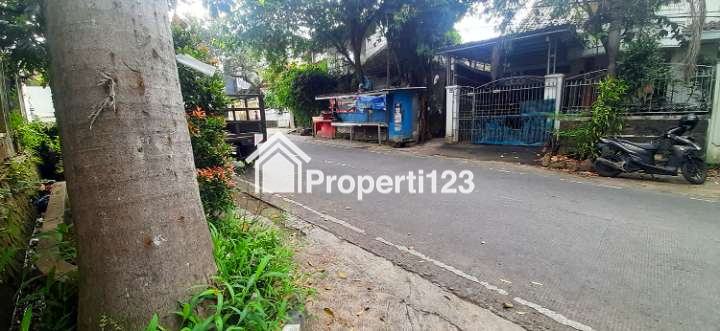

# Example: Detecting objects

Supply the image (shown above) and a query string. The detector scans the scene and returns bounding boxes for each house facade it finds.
[439,3,720,162]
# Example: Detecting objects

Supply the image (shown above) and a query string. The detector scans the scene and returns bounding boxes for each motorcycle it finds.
[593,114,706,184]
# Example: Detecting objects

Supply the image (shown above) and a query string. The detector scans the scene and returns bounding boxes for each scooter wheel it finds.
[681,158,706,185]
[593,159,622,177]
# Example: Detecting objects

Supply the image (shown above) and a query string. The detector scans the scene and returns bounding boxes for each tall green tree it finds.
[486,0,680,76]
[383,0,470,140]
[205,0,391,84]
[0,0,46,77]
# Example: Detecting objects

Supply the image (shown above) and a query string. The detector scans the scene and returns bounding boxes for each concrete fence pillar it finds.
[705,63,720,164]
[445,85,460,143]
[544,73,565,134]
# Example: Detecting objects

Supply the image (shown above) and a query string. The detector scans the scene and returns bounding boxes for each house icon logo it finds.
[246,132,311,193]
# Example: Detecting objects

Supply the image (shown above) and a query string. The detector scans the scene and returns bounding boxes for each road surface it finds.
[243,135,720,331]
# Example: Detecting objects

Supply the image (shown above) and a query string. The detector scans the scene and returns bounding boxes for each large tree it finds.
[44,1,216,329]
[205,0,390,84]
[383,0,470,140]
[0,0,46,77]
[486,0,680,76]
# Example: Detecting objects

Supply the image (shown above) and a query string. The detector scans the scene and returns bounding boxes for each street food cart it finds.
[314,87,425,146]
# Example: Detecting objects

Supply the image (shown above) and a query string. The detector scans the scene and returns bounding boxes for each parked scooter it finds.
[593,114,706,184]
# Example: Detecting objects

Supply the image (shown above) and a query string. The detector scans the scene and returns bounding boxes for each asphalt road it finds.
[245,135,720,331]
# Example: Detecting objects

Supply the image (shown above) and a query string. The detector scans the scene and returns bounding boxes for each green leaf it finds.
[144,313,159,331]
[20,306,32,331]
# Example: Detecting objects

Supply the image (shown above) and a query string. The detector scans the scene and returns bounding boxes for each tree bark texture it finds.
[44,1,217,329]
[605,16,622,77]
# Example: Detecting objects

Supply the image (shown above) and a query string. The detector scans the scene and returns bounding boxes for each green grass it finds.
[16,203,308,331]
[168,213,312,331]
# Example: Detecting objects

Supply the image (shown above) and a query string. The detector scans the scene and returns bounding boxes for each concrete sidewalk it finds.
[236,194,524,331]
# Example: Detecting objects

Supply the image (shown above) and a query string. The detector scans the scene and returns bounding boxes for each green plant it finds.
[173,214,311,330]
[54,223,77,264]
[265,62,335,127]
[197,166,236,220]
[561,78,628,159]
[10,113,64,180]
[17,269,79,331]
[21,306,32,331]
[618,33,668,103]
[0,155,39,281]
[188,110,233,169]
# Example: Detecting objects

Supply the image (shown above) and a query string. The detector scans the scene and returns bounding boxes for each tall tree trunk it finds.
[44,1,217,329]
[606,16,622,77]
[351,38,365,88]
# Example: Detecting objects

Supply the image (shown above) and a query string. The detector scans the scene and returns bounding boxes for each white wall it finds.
[22,85,56,122]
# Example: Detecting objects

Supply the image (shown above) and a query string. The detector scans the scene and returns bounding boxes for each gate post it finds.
[445,85,460,143]
[544,74,564,136]
[706,63,720,164]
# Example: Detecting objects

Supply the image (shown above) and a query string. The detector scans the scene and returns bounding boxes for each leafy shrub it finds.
[187,109,233,169]
[173,19,236,220]
[16,270,79,331]
[0,155,39,281]
[618,33,667,104]
[561,78,628,159]
[197,166,236,219]
[265,62,336,127]
[175,215,310,331]
[10,113,63,180]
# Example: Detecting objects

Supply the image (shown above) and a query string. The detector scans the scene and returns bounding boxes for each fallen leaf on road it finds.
[355,307,369,316]
[503,302,514,309]
[324,285,333,291]
[324,307,335,318]
[337,272,348,279]
[307,261,315,267]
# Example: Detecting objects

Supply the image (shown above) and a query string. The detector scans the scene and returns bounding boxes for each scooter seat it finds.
[618,139,658,151]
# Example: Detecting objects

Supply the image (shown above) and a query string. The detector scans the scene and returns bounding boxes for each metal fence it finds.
[624,63,714,114]
[560,64,715,115]
[561,69,607,114]
[456,76,556,146]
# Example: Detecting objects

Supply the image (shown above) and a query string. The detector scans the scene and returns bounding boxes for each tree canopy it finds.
[485,0,682,75]
[0,0,46,77]
[204,0,472,85]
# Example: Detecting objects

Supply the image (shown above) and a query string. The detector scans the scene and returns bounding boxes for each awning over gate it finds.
[439,25,582,86]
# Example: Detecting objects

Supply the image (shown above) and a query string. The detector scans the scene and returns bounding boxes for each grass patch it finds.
[171,213,312,331]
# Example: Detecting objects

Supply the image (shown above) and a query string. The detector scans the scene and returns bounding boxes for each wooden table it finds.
[331,122,388,144]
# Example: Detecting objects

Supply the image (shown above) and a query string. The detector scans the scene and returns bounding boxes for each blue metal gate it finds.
[457,76,556,146]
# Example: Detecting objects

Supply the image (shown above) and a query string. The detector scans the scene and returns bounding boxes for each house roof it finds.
[437,25,577,60]
[315,87,426,100]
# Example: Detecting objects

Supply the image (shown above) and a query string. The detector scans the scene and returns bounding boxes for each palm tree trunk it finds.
[44,1,217,329]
